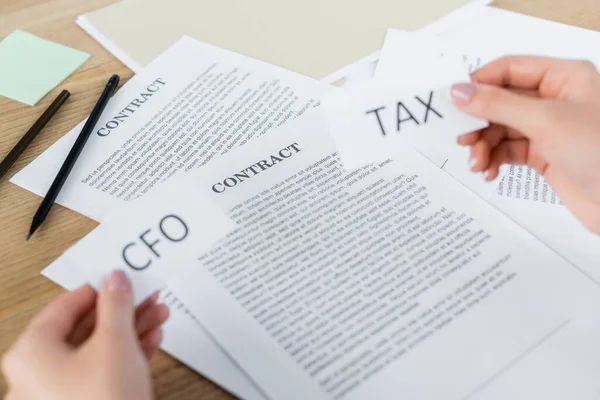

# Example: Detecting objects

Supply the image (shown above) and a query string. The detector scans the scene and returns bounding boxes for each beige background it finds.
[0,0,599,398]
[84,0,474,77]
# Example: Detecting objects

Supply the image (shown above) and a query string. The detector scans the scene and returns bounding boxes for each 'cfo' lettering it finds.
[122,215,189,270]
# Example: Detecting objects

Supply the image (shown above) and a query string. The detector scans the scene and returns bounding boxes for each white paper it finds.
[62,179,234,304]
[321,83,487,170]
[321,51,381,86]
[425,6,600,68]
[490,189,600,278]
[375,29,470,86]
[11,35,325,222]
[167,110,600,400]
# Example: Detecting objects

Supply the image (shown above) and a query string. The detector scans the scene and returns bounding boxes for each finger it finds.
[69,294,166,346]
[478,124,507,150]
[483,165,500,182]
[135,303,170,337]
[473,56,598,98]
[457,130,480,146]
[472,125,514,173]
[450,82,554,139]
[67,308,97,347]
[28,285,96,342]
[4,391,18,400]
[469,140,492,173]
[140,327,163,360]
[457,97,533,148]
[480,139,531,182]
[511,88,541,98]
[465,127,507,172]
[135,291,159,321]
[490,139,530,167]
[96,270,135,339]
[459,116,527,148]
[473,56,563,88]
[483,153,505,182]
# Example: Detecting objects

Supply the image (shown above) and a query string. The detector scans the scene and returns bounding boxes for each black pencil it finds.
[0,90,70,181]
[27,74,120,241]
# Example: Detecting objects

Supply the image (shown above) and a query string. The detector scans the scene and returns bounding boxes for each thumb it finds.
[96,270,136,338]
[450,82,553,139]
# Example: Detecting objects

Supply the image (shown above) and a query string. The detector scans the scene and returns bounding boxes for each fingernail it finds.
[483,170,490,180]
[106,270,131,293]
[451,83,477,105]
[469,153,477,169]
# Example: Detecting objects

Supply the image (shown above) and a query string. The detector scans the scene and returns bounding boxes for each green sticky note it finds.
[0,30,90,106]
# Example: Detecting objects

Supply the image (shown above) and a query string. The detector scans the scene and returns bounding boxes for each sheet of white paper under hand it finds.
[63,177,235,305]
[321,82,488,171]
[168,110,600,400]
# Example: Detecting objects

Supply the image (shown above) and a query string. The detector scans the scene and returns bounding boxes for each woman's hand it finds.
[2,270,169,400]
[450,56,600,233]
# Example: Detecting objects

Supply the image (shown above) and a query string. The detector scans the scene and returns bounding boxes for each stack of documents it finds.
[10,3,600,399]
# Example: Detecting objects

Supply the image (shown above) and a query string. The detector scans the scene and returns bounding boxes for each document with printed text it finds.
[11,36,325,221]
[166,111,600,400]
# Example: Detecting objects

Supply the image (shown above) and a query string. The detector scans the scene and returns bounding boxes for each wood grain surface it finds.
[0,0,599,398]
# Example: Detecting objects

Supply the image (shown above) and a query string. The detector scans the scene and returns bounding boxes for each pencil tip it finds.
[26,232,32,241]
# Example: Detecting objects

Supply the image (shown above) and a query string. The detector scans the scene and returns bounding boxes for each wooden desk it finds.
[0,0,599,398]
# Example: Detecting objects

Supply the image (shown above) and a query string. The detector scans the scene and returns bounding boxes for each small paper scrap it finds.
[62,176,235,304]
[321,82,488,170]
